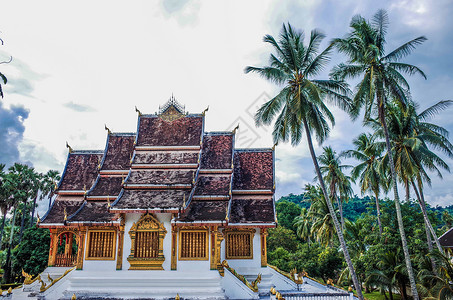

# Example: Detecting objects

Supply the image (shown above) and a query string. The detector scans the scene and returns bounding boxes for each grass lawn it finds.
[363,291,402,300]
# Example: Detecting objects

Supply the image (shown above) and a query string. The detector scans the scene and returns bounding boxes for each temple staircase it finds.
[40,270,225,299]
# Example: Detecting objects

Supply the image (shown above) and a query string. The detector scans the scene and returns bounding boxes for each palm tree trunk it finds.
[302,118,364,300]
[411,179,443,253]
[333,193,345,231]
[374,191,383,236]
[30,193,38,227]
[0,207,7,249]
[3,206,17,283]
[19,204,26,243]
[379,105,419,300]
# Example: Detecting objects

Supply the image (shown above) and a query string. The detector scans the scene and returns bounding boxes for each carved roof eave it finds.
[225,222,277,228]
[134,145,201,151]
[171,220,229,226]
[109,208,181,214]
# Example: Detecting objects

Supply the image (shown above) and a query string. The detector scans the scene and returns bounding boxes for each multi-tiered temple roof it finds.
[41,98,276,227]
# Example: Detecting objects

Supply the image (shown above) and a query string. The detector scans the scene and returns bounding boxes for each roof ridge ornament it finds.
[66,142,73,153]
[135,106,142,116]
[202,106,209,116]
[232,123,239,135]
[104,124,112,135]
[158,94,185,122]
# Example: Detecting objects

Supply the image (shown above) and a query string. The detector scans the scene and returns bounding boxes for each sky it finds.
[0,0,453,209]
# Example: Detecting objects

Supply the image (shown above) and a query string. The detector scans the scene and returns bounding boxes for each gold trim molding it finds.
[127,213,167,270]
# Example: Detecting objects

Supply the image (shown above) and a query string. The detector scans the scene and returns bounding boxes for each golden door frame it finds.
[127,213,167,270]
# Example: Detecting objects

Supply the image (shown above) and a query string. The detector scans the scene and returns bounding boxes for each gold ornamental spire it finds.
[66,142,73,153]
[135,106,142,116]
[64,208,68,221]
[104,124,112,135]
[232,123,239,135]
[202,106,209,116]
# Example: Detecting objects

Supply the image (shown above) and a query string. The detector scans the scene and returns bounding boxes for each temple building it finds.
[29,99,353,300]
[37,98,278,299]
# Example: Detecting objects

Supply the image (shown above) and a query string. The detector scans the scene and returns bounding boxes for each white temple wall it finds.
[122,213,172,270]
[220,228,262,273]
[122,213,140,270]
[82,228,119,271]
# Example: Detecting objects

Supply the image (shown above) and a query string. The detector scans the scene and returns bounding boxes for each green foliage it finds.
[275,200,301,230]
[11,226,49,278]
[267,226,299,253]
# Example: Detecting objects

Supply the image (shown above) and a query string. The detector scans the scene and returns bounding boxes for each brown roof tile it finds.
[229,197,275,224]
[58,152,103,191]
[200,133,233,169]
[101,134,135,170]
[111,189,190,210]
[233,150,273,190]
[127,170,195,185]
[137,115,203,146]
[68,201,118,223]
[177,200,228,222]
[194,174,231,196]
[88,176,123,197]
[134,151,199,165]
[41,199,83,224]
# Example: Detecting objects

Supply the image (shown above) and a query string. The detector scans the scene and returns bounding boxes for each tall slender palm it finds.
[0,36,10,98]
[245,23,364,299]
[43,170,60,210]
[0,164,9,248]
[317,146,353,230]
[342,133,386,235]
[2,163,37,283]
[293,207,313,245]
[331,10,426,298]
[379,100,453,253]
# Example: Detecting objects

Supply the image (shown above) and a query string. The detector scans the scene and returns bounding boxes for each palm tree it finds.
[294,207,313,245]
[317,146,353,230]
[0,164,9,248]
[342,133,386,235]
[376,100,452,254]
[2,163,37,283]
[0,36,10,98]
[43,170,60,210]
[245,23,364,299]
[331,10,426,298]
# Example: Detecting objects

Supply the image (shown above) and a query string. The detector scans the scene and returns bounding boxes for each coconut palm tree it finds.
[342,133,386,235]
[317,146,353,230]
[245,23,364,299]
[381,100,453,254]
[294,207,313,245]
[0,164,9,248]
[331,10,426,298]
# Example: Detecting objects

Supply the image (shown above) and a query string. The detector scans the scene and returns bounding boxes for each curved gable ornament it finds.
[127,214,167,270]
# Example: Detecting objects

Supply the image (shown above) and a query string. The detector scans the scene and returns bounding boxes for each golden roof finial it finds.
[54,182,58,190]
[122,174,125,185]
[83,184,87,195]
[272,142,278,151]
[37,213,41,224]
[107,196,111,208]
[225,205,229,221]
[104,124,112,135]
[66,141,73,153]
[7,287,12,294]
[64,208,68,221]
[175,294,180,300]
[232,123,239,135]
[183,194,186,208]
[202,106,209,116]
[135,106,142,116]
[71,293,77,300]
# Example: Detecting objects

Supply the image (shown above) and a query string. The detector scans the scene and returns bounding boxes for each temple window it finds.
[179,228,209,260]
[225,229,255,259]
[86,230,116,260]
[127,214,167,270]
[134,231,159,258]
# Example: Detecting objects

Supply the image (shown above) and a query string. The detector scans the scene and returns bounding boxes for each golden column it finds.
[215,229,224,271]
[171,225,177,270]
[48,229,58,267]
[210,226,217,270]
[260,228,268,267]
[76,228,86,270]
[116,215,125,270]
